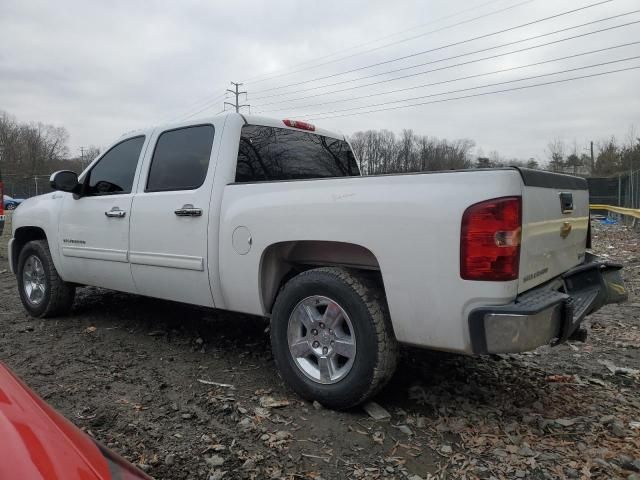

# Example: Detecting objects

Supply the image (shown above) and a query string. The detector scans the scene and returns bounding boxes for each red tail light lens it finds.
[283,119,315,131]
[460,196,522,281]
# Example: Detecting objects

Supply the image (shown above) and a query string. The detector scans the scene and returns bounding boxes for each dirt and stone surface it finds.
[0,212,639,479]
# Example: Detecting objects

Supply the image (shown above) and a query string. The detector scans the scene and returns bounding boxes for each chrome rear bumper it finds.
[468,254,627,354]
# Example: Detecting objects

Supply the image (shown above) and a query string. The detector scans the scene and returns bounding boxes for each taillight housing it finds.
[460,196,522,281]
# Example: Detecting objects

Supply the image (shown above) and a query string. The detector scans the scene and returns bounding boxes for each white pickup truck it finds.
[8,113,627,408]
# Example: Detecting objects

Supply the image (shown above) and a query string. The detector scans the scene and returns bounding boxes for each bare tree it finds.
[349,129,473,174]
[594,136,621,175]
[546,138,566,172]
[0,110,78,197]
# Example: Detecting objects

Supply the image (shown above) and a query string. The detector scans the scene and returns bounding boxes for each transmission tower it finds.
[224,82,250,113]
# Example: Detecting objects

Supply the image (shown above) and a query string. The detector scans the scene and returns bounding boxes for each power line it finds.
[250,13,640,103]
[164,90,228,123]
[178,92,230,121]
[285,56,640,118]
[255,41,640,114]
[243,0,536,85]
[249,0,613,95]
[301,65,640,121]
[177,81,250,121]
[180,1,535,116]
[242,0,513,84]
[252,12,640,103]
[166,91,228,123]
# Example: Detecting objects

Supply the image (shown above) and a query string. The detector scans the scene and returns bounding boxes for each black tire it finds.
[271,267,398,409]
[6,203,16,210]
[17,240,75,318]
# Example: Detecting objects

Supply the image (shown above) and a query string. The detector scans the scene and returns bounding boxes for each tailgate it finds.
[517,169,589,293]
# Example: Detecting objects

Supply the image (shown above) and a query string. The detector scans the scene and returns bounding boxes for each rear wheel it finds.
[17,240,75,318]
[271,267,398,409]
[6,203,16,210]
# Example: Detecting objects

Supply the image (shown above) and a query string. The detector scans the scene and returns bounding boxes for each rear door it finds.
[58,135,148,292]
[518,169,589,292]
[129,124,217,307]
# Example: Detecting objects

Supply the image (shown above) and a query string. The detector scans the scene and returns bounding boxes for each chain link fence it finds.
[587,170,640,208]
[2,174,53,199]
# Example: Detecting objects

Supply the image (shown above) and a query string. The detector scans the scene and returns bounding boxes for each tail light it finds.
[460,196,522,281]
[283,119,315,131]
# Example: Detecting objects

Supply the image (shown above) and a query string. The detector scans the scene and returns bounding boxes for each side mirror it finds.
[50,170,80,193]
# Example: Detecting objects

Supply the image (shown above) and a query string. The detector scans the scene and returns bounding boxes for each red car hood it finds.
[0,362,150,479]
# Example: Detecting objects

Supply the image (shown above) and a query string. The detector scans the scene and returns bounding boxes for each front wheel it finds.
[271,267,398,409]
[6,203,16,210]
[17,240,75,318]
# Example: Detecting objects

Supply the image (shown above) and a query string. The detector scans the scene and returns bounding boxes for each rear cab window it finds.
[235,125,359,183]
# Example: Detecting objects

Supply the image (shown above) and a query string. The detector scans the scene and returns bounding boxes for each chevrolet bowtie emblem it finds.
[560,221,572,239]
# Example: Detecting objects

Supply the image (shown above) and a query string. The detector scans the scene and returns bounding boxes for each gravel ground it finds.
[0,213,639,480]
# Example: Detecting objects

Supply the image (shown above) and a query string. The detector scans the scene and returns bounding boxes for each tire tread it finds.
[272,266,398,407]
[18,240,75,318]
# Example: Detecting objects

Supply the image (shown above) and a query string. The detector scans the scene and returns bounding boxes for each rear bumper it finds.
[468,254,627,354]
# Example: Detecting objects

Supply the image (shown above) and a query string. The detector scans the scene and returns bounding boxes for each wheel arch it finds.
[259,240,385,314]
[12,226,48,273]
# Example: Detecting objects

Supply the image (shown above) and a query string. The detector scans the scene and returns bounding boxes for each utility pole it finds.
[80,146,86,167]
[224,82,250,113]
[590,141,594,173]
[34,176,39,196]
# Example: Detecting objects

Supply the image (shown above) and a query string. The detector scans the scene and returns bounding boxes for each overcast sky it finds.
[1,0,639,162]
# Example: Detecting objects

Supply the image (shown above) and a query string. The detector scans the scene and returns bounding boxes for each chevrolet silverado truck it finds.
[7,113,627,408]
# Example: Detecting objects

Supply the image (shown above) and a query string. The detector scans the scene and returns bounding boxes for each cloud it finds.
[1,0,638,161]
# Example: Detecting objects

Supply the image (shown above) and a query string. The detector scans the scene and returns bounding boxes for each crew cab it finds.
[7,113,627,408]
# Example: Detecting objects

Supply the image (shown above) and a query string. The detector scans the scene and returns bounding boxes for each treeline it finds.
[0,110,99,178]
[2,108,637,194]
[546,132,640,176]
[350,127,640,177]
[349,129,476,175]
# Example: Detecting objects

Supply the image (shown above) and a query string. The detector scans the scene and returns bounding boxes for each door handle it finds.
[174,204,203,217]
[105,207,126,218]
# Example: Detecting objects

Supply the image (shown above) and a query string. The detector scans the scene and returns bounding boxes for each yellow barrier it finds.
[590,204,640,219]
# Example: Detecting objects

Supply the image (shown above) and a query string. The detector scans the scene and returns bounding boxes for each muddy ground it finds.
[0,213,639,480]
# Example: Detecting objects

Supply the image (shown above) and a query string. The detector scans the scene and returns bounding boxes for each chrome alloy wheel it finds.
[22,255,46,305]
[287,295,356,384]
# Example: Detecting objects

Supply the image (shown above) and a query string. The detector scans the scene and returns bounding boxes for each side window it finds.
[87,136,145,195]
[146,125,215,192]
[235,125,360,183]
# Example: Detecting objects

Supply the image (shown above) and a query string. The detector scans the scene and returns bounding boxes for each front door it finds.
[58,135,147,292]
[129,124,217,307]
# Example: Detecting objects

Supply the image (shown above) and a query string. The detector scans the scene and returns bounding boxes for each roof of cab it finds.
[148,112,345,141]
[239,113,345,140]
